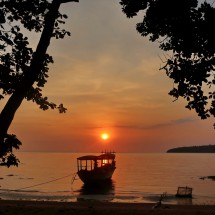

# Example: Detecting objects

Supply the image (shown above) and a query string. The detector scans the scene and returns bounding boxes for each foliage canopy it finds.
[0,0,78,167]
[120,0,215,127]
[0,0,70,112]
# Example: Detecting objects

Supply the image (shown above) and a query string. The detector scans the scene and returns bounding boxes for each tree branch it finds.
[60,0,79,3]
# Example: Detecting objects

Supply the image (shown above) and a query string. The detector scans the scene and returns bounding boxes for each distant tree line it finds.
[167,145,215,153]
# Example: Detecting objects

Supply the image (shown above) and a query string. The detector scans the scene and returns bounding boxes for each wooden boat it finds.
[77,152,116,184]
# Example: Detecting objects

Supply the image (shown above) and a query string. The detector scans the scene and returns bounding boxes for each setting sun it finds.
[101,133,109,140]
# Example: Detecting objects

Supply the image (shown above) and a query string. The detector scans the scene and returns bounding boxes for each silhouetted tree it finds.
[120,0,215,127]
[0,0,78,167]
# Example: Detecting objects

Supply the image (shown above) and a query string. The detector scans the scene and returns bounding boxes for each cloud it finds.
[82,117,196,130]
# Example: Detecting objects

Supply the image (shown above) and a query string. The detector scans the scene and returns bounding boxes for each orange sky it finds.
[1,0,214,153]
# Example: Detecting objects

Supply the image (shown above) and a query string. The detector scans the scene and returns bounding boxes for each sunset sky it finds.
[2,0,214,153]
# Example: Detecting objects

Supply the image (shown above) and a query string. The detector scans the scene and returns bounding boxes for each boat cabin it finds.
[77,152,116,172]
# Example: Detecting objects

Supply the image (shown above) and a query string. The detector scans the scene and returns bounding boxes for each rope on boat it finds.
[0,172,78,193]
[71,172,77,185]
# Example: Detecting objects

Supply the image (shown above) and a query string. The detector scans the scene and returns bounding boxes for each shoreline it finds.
[0,200,215,215]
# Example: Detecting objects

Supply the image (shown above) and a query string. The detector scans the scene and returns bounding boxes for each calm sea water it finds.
[0,152,215,205]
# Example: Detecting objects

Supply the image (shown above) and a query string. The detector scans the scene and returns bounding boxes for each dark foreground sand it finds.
[0,200,215,215]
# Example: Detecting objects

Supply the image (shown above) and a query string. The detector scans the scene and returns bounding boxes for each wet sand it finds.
[0,200,215,215]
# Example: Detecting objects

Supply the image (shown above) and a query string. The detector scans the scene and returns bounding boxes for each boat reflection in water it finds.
[79,179,115,195]
[77,179,115,202]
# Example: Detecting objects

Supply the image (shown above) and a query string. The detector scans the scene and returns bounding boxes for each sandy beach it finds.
[0,200,215,215]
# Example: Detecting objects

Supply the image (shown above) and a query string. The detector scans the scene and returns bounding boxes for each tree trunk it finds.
[0,0,61,139]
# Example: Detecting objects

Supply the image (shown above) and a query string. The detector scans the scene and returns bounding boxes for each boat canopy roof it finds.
[77,153,115,161]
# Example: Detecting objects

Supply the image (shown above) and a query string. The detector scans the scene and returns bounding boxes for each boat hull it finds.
[77,165,116,184]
